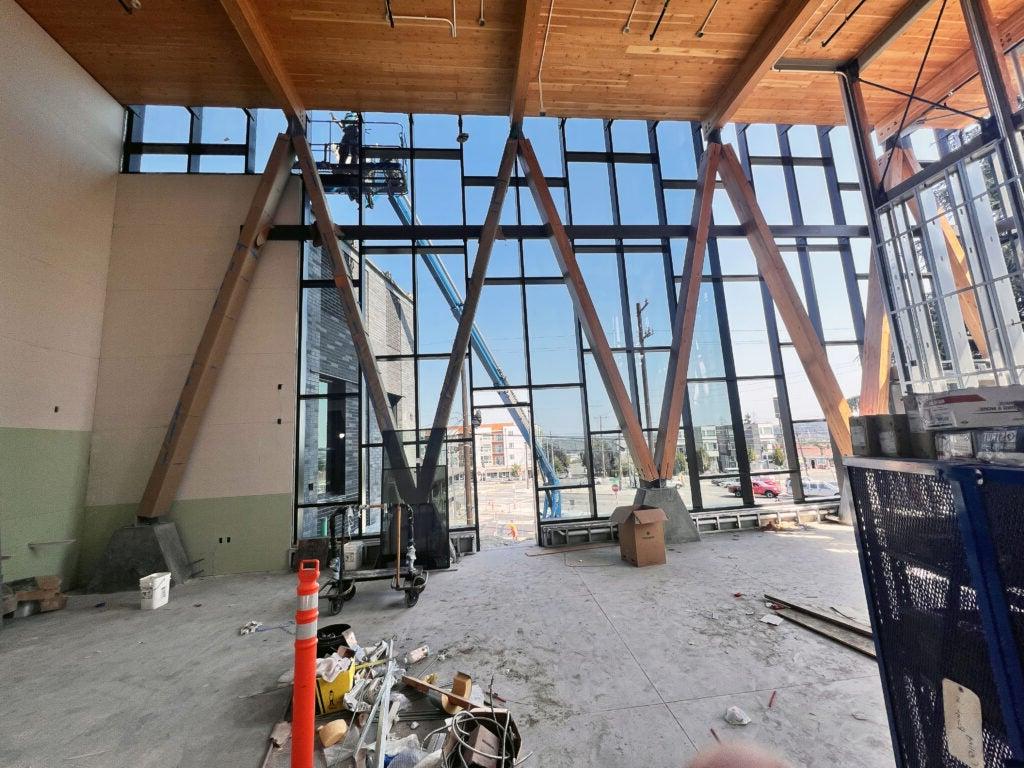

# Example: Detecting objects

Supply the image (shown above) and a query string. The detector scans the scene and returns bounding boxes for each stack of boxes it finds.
[851,386,1024,464]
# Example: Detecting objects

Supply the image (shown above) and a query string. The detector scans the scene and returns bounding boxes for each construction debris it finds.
[724,706,752,725]
[3,575,67,617]
[239,620,262,635]
[760,614,784,626]
[270,624,525,768]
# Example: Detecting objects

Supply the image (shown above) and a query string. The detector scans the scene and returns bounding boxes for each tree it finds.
[698,446,711,473]
[746,446,757,464]
[510,463,523,479]
[770,446,785,467]
[673,449,687,476]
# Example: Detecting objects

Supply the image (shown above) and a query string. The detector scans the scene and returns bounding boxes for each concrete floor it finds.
[0,523,894,768]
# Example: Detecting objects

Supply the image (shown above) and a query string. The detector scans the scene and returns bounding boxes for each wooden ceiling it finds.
[14,0,1024,131]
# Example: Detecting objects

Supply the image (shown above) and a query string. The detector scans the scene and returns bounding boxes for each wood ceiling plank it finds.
[702,0,826,134]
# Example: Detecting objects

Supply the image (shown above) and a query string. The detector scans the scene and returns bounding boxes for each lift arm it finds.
[387,193,563,517]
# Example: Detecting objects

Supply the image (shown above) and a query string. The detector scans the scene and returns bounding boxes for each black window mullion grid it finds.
[818,126,867,342]
[704,124,754,507]
[605,120,644,436]
[776,125,825,338]
[187,107,204,173]
[244,108,257,174]
[740,125,803,502]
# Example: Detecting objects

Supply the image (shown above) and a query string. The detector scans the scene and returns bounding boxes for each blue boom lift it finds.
[317,118,563,518]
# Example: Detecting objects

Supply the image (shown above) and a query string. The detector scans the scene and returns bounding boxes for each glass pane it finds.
[540,486,591,521]
[463,115,509,175]
[414,160,463,224]
[615,163,659,224]
[413,114,459,147]
[751,165,792,225]
[656,121,697,180]
[688,381,736,475]
[532,386,589,485]
[199,107,247,144]
[810,251,856,341]
[578,252,625,349]
[301,287,358,395]
[626,252,672,347]
[746,124,779,156]
[298,396,359,505]
[723,281,773,376]
[794,166,833,225]
[698,475,745,508]
[416,252,465,353]
[737,379,787,471]
[611,120,651,152]
[141,105,191,142]
[752,472,790,504]
[793,421,837,494]
[782,346,824,420]
[523,116,563,177]
[527,283,580,384]
[474,407,536,546]
[568,163,613,224]
[473,284,528,386]
[690,283,726,378]
[584,352,633,431]
[565,118,605,151]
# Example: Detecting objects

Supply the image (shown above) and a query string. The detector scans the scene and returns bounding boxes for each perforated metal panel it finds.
[849,463,1018,767]
[973,474,1024,662]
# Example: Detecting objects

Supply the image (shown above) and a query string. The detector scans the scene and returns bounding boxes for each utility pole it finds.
[460,366,473,526]
[635,299,655,454]
[595,415,607,477]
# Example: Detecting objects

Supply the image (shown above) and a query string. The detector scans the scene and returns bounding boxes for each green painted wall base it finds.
[80,493,292,586]
[0,427,91,586]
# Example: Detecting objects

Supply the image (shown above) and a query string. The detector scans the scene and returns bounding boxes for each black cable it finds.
[821,0,868,48]
[878,0,949,188]
[385,0,395,27]
[859,77,983,122]
[649,0,671,41]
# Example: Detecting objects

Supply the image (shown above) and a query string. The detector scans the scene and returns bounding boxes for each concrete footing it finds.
[87,521,191,593]
[631,485,701,544]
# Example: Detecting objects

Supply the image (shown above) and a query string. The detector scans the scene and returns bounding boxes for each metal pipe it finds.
[650,0,671,41]
[821,0,868,48]
[389,0,457,37]
[622,0,640,33]
[803,0,843,44]
[696,0,720,38]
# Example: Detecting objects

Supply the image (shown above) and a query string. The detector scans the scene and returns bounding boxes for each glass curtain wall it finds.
[120,106,872,547]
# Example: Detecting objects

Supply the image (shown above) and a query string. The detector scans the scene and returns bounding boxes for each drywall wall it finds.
[0,0,123,583]
[82,174,301,582]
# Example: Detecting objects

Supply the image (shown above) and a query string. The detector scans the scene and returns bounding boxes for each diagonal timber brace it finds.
[653,143,721,479]
[138,133,296,519]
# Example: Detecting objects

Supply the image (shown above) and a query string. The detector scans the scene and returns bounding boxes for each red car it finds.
[725,477,782,498]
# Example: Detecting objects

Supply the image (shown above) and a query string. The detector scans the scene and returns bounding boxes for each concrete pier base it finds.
[87,521,191,592]
[631,485,701,544]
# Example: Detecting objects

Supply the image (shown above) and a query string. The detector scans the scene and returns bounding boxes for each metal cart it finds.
[319,503,427,614]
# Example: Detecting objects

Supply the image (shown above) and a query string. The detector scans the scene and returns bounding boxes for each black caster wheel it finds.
[404,589,420,608]
[341,580,356,600]
[328,597,344,615]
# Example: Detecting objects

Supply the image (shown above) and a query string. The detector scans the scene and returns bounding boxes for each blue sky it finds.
[134,106,872,439]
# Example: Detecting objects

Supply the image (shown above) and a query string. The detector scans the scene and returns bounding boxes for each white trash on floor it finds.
[139,572,171,610]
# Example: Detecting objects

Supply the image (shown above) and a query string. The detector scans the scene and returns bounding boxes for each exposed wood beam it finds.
[717,143,853,455]
[518,137,659,481]
[702,0,823,135]
[855,0,936,71]
[653,144,721,479]
[219,0,306,123]
[293,129,419,504]
[874,3,1024,142]
[858,264,892,415]
[510,0,544,124]
[418,136,519,488]
[138,134,295,518]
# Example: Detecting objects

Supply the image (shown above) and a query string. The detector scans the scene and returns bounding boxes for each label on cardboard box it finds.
[920,387,1024,430]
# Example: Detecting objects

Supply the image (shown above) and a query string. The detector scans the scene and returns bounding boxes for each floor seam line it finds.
[659,672,881,706]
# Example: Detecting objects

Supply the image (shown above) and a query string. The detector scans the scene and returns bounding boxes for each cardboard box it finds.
[935,431,974,460]
[610,505,667,567]
[877,415,912,457]
[850,416,881,457]
[919,386,1024,430]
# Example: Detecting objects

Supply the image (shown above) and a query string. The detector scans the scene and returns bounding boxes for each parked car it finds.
[802,479,840,497]
[725,477,783,498]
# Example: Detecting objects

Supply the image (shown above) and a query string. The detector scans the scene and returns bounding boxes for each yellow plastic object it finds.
[314,658,387,715]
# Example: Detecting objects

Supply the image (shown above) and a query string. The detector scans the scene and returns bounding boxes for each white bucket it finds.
[139,572,171,610]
